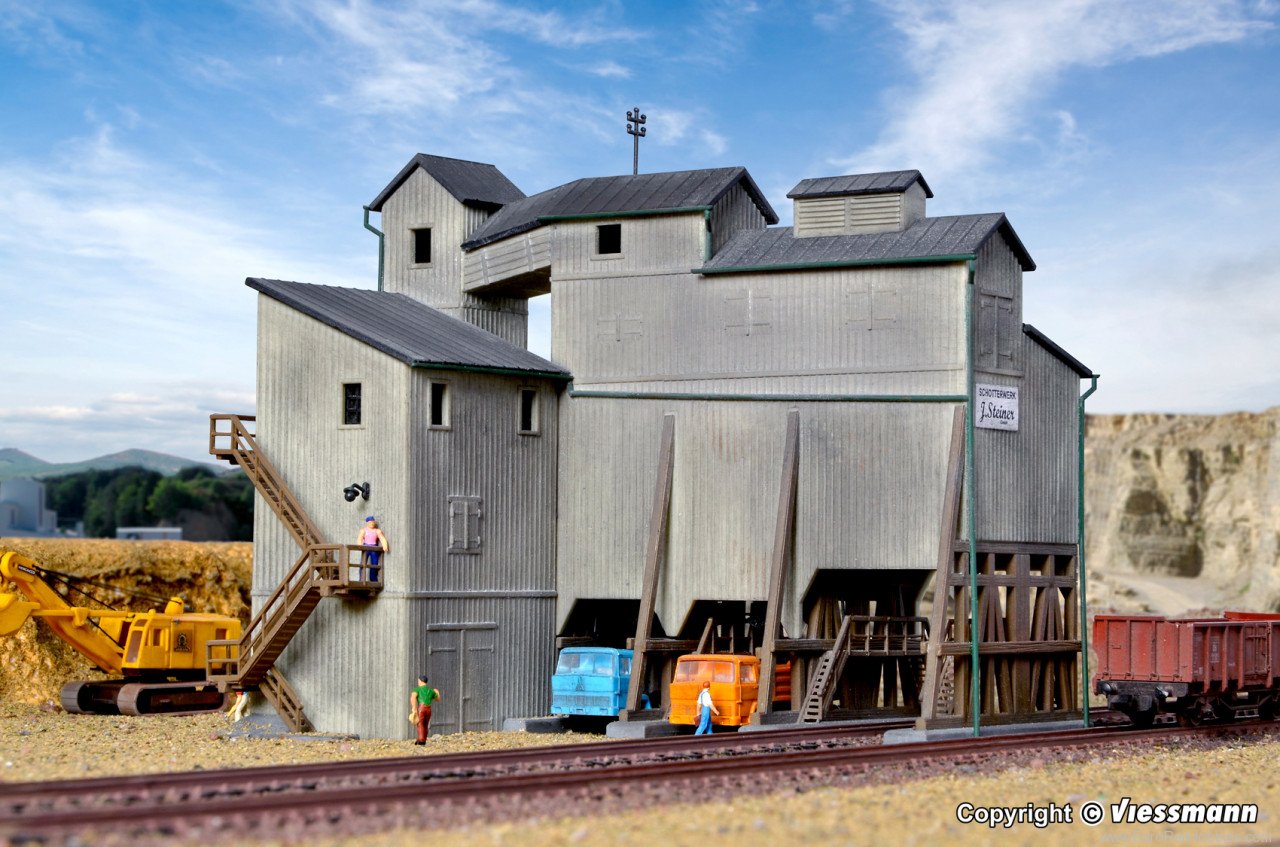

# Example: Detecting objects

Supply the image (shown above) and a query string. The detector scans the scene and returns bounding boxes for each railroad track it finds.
[2,719,1273,845]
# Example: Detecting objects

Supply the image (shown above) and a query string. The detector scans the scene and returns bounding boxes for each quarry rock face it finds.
[1085,408,1280,612]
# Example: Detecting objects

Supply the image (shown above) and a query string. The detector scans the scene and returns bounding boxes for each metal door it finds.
[426,624,497,734]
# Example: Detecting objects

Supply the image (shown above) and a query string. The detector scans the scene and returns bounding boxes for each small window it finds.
[518,387,538,435]
[413,227,432,264]
[343,382,362,426]
[596,223,621,255]
[430,381,450,428]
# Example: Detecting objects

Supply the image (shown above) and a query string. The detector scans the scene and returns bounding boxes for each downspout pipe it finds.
[965,259,980,737]
[1077,374,1099,727]
[363,206,385,291]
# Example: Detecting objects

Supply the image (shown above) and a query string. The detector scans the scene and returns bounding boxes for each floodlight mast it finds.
[626,107,647,175]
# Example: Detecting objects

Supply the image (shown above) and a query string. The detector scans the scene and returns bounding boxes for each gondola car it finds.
[1094,612,1280,727]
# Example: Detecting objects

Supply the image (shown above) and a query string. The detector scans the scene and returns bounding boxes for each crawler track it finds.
[3,720,1275,845]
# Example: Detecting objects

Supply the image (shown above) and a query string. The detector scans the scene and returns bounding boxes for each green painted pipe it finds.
[538,207,711,223]
[703,208,713,262]
[363,206,385,291]
[411,361,572,382]
[1077,374,1099,727]
[965,259,980,737]
[695,254,976,276]
[568,389,967,403]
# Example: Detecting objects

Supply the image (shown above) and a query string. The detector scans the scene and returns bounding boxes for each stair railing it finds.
[208,414,324,550]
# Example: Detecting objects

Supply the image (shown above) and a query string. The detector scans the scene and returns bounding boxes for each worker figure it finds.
[694,680,719,735]
[356,516,389,582]
[410,674,441,744]
[227,690,249,722]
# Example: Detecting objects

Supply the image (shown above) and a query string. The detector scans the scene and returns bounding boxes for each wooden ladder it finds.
[797,614,855,723]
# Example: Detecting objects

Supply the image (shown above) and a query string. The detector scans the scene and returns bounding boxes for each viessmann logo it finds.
[956,798,1258,829]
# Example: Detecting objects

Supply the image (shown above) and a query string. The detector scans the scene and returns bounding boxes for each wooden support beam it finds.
[622,413,676,718]
[696,618,715,654]
[918,405,968,724]
[758,409,801,717]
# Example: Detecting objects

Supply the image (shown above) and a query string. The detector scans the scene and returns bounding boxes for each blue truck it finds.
[550,646,637,717]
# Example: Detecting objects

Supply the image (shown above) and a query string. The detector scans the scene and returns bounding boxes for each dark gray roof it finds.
[247,278,570,379]
[462,167,779,250]
[367,154,526,212]
[1023,324,1094,377]
[698,214,1035,273]
[788,170,933,200]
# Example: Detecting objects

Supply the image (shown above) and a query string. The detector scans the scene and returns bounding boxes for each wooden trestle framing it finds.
[207,414,382,732]
[621,403,1081,728]
[916,406,1082,727]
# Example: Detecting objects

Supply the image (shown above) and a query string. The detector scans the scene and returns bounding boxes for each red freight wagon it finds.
[1094,613,1280,726]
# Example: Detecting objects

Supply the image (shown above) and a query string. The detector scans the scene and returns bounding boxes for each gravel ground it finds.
[0,703,601,781]
[3,704,1278,847]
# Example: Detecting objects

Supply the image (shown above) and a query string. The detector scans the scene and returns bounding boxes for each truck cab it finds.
[550,646,634,717]
[668,653,760,728]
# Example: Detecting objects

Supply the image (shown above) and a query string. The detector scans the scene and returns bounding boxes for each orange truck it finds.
[668,653,791,729]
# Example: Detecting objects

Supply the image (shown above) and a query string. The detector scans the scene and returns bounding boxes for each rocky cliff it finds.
[1085,408,1280,614]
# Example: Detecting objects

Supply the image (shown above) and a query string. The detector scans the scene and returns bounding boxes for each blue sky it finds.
[1,0,1277,463]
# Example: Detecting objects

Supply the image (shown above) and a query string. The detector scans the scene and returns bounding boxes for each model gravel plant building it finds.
[222,153,1094,738]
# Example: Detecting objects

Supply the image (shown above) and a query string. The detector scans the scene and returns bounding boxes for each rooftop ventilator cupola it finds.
[789,170,933,237]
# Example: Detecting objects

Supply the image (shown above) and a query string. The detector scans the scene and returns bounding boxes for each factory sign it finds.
[976,384,1019,431]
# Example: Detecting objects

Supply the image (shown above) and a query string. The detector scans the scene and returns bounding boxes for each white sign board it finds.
[975,384,1019,431]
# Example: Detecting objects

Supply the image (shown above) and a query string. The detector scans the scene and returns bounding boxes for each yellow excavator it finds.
[0,550,242,716]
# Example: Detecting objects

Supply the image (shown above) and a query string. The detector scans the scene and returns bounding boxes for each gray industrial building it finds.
[235,153,1092,738]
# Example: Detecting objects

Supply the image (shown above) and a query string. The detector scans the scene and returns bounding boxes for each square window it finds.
[430,381,450,428]
[518,387,538,435]
[342,382,362,426]
[413,227,432,264]
[596,223,621,255]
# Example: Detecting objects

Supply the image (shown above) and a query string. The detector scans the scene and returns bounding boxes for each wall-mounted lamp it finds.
[343,482,370,502]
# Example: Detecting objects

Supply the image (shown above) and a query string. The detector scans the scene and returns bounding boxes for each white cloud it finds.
[588,60,631,79]
[840,0,1274,180]
[277,0,639,118]
[1027,141,1280,414]
[0,124,365,461]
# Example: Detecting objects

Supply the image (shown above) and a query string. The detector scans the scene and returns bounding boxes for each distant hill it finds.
[0,447,224,481]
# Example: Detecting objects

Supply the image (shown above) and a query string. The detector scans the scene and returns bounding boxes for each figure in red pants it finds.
[410,674,441,744]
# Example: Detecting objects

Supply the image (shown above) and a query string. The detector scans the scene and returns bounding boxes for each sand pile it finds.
[0,538,251,705]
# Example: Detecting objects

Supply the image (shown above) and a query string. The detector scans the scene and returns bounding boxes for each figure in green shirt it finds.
[410,675,441,744]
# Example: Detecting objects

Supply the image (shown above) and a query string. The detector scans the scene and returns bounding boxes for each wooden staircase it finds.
[797,614,931,722]
[798,615,854,723]
[206,414,381,731]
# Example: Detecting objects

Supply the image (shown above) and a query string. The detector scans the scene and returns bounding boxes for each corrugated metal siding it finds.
[974,232,1021,299]
[556,398,954,637]
[461,229,551,292]
[252,296,413,737]
[382,168,527,347]
[254,297,559,737]
[552,215,705,279]
[555,264,968,394]
[409,370,558,594]
[254,296,413,594]
[710,184,768,255]
[405,597,555,734]
[974,336,1079,544]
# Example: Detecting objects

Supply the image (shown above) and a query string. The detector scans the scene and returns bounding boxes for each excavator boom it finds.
[0,551,126,673]
[1,550,241,716]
